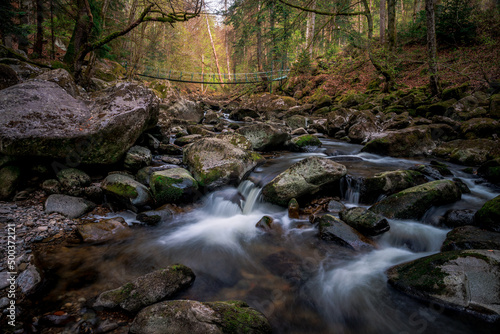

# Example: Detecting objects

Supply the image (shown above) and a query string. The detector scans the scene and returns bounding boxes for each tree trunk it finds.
[425,0,439,96]
[206,15,223,85]
[224,0,231,81]
[33,0,44,57]
[50,0,55,59]
[256,2,263,72]
[380,0,386,43]
[64,0,93,65]
[305,0,317,56]
[387,0,396,50]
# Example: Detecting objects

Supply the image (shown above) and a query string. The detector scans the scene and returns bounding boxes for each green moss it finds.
[151,174,184,203]
[106,183,138,199]
[293,135,321,147]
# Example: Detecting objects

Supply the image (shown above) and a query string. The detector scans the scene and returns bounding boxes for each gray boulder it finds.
[183,138,263,189]
[474,195,500,232]
[237,123,290,151]
[369,180,462,220]
[433,139,500,166]
[0,81,158,164]
[94,264,195,313]
[35,68,79,97]
[318,214,376,251]
[166,99,204,123]
[56,168,91,196]
[362,126,435,157]
[45,194,96,218]
[387,250,500,323]
[262,156,347,206]
[16,265,42,295]
[130,300,272,334]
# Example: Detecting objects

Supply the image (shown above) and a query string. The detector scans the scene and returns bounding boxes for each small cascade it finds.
[238,180,263,214]
[340,175,362,205]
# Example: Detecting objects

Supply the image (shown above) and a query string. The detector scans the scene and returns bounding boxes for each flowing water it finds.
[40,138,499,334]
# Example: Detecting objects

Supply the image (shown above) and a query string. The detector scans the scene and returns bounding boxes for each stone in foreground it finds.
[44,194,96,219]
[130,300,272,334]
[94,264,195,313]
[387,250,500,323]
[318,214,376,252]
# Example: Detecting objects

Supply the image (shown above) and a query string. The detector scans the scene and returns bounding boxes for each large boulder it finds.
[94,264,195,313]
[183,138,263,189]
[460,118,500,139]
[0,64,19,90]
[369,180,462,220]
[101,174,152,208]
[433,139,500,166]
[44,194,96,219]
[360,169,429,204]
[361,126,435,157]
[441,226,500,251]
[474,195,500,232]
[237,123,290,151]
[318,215,376,251]
[262,156,347,206]
[0,165,21,200]
[124,146,152,172]
[339,207,390,236]
[0,81,158,164]
[150,168,199,204]
[478,158,500,185]
[130,300,272,334]
[387,250,500,323]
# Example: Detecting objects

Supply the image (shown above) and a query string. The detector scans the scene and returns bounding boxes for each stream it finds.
[40,138,499,334]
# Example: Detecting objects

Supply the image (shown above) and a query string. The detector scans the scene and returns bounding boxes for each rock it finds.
[387,249,500,323]
[237,123,290,151]
[174,134,203,147]
[291,127,308,135]
[474,195,500,232]
[183,138,263,189]
[286,115,308,130]
[166,99,204,123]
[94,264,195,313]
[460,118,500,139]
[339,207,390,236]
[433,139,500,166]
[288,198,300,219]
[441,226,500,251]
[203,110,220,124]
[0,81,158,164]
[360,170,428,204]
[361,126,435,157]
[16,264,42,295]
[41,179,61,194]
[256,216,274,230]
[35,68,79,97]
[45,194,96,219]
[327,200,346,214]
[215,133,253,150]
[478,159,500,185]
[0,64,19,90]
[57,168,91,190]
[0,165,21,200]
[77,217,130,243]
[346,111,379,144]
[130,300,272,334]
[441,209,475,228]
[187,125,215,136]
[369,180,462,220]
[158,143,182,155]
[150,168,198,204]
[1,59,46,79]
[228,108,260,121]
[290,134,322,149]
[262,156,347,207]
[490,93,500,118]
[318,214,375,251]
[137,165,179,186]
[101,174,152,208]
[124,146,152,171]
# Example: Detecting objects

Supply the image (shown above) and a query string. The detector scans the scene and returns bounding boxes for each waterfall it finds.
[340,175,361,205]
[238,180,263,214]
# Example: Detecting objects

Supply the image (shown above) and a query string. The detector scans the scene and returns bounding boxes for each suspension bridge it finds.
[136,67,290,84]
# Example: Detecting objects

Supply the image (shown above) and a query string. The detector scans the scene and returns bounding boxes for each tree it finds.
[64,0,202,84]
[425,0,439,95]
[387,0,396,50]
[380,0,386,43]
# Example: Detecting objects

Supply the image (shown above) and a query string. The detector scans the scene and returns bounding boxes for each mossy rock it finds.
[57,168,91,189]
[441,226,500,251]
[427,99,457,116]
[101,173,152,207]
[318,214,376,251]
[291,134,321,148]
[130,300,272,334]
[361,126,435,157]
[369,179,462,220]
[285,115,308,130]
[490,93,500,118]
[237,123,290,151]
[433,139,500,166]
[477,158,500,185]
[474,195,500,232]
[459,118,500,139]
[95,264,196,313]
[441,83,468,101]
[387,249,500,323]
[150,168,198,204]
[339,207,390,236]
[0,63,19,90]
